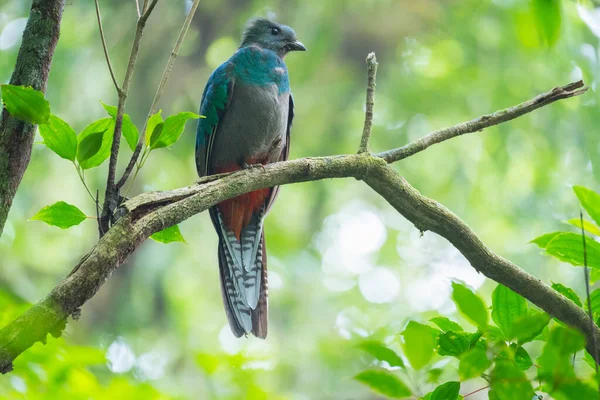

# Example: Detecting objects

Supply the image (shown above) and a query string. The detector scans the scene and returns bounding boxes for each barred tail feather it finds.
[251,234,268,338]
[218,240,252,336]
[217,227,268,339]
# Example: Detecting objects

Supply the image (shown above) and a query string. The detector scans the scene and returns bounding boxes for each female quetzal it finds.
[195,18,306,338]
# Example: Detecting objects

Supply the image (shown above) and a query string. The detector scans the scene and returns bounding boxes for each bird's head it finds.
[240,18,306,57]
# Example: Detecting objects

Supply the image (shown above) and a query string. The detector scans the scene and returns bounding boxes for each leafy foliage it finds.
[4,88,195,244]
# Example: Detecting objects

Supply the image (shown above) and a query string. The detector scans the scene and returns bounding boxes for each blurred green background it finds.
[1,0,599,398]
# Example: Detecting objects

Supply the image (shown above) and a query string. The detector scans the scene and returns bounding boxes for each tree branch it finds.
[100,0,158,233]
[117,0,201,189]
[363,162,600,366]
[0,0,66,237]
[94,0,121,94]
[358,52,378,154]
[376,80,588,163]
[0,53,593,373]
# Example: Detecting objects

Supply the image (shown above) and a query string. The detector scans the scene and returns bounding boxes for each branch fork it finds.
[0,24,596,377]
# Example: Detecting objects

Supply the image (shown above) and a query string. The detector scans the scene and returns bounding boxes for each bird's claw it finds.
[243,162,266,171]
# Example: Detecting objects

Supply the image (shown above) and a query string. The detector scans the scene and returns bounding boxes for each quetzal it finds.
[195,18,306,338]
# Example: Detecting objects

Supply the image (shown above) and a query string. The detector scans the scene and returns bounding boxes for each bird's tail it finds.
[217,215,268,338]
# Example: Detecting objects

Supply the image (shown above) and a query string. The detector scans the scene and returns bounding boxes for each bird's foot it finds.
[242,162,266,171]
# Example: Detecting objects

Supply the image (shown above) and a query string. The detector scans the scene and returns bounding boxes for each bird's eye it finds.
[270,27,280,36]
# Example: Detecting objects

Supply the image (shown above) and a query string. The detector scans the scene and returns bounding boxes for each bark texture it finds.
[0,0,66,236]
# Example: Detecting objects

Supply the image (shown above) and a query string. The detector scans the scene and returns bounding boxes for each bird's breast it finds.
[209,82,289,171]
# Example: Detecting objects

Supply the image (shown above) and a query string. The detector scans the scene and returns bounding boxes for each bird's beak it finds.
[287,40,307,52]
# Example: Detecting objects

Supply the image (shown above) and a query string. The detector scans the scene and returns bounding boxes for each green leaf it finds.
[436,331,471,357]
[145,110,164,146]
[530,232,561,248]
[489,359,534,400]
[38,114,77,161]
[77,118,115,169]
[431,381,460,400]
[537,326,584,386]
[545,233,600,269]
[585,289,600,316]
[551,282,582,307]
[547,325,585,355]
[427,368,443,384]
[150,111,202,150]
[574,186,600,228]
[354,370,411,398]
[512,311,551,343]
[100,101,139,151]
[0,84,50,124]
[485,326,507,342]
[150,225,186,244]
[491,284,528,339]
[511,344,533,371]
[553,381,599,400]
[429,317,463,333]
[565,218,600,237]
[357,340,404,368]
[77,130,106,165]
[583,352,597,370]
[401,321,439,369]
[459,346,491,380]
[29,201,87,229]
[451,282,488,328]
[468,331,483,348]
[149,122,164,149]
[530,0,561,46]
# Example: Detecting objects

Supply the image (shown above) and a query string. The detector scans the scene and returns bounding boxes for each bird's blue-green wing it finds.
[195,62,234,177]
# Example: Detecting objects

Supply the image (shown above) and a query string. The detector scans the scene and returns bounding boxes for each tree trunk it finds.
[0,0,66,237]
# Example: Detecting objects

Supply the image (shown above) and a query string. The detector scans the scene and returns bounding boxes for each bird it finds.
[195,18,306,338]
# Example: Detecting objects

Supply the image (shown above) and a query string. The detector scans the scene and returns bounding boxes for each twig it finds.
[142,0,159,19]
[94,0,121,94]
[135,0,141,18]
[358,52,378,154]
[463,386,489,398]
[376,81,588,163]
[117,0,202,189]
[74,162,99,205]
[581,209,600,393]
[100,0,159,232]
[96,189,102,238]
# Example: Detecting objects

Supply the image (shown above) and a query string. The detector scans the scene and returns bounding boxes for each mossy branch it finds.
[0,51,594,373]
[0,42,600,373]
